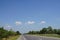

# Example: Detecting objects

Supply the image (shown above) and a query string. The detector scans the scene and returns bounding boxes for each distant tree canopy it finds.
[0,27,21,40]
[27,26,60,35]
[40,26,53,34]
[16,31,21,35]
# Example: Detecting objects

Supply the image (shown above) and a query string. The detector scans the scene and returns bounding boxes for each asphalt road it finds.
[17,35,60,40]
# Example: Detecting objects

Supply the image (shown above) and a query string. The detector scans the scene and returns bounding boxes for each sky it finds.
[0,0,60,33]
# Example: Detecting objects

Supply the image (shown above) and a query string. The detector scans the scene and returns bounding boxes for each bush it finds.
[0,27,21,40]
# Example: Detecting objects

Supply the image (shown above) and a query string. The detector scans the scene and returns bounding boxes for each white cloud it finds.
[15,21,22,25]
[27,21,35,25]
[5,24,11,27]
[40,21,46,24]
[4,24,12,30]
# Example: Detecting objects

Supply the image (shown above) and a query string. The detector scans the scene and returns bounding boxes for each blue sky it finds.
[0,0,60,33]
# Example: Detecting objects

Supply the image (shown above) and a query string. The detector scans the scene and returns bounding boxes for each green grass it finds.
[37,34,60,38]
[26,34,60,38]
[3,35,20,40]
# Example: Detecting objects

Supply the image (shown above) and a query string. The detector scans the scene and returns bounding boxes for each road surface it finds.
[17,35,60,40]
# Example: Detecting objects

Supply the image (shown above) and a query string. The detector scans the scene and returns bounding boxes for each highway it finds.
[17,35,60,40]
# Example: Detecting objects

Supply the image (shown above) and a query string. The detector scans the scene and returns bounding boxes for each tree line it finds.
[0,27,21,40]
[27,26,60,35]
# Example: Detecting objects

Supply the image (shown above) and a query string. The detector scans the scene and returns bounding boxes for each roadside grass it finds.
[28,34,60,38]
[37,34,60,38]
[3,35,20,40]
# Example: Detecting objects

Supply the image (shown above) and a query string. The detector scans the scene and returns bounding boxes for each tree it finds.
[27,31,36,34]
[0,27,9,40]
[27,26,60,35]
[0,27,4,40]
[0,27,21,40]
[40,28,47,34]
[57,29,60,35]
[47,26,53,34]
[16,31,21,35]
[53,29,57,34]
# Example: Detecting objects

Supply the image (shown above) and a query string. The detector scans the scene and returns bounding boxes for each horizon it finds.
[0,0,60,33]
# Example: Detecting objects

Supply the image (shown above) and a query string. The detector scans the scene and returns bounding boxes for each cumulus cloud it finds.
[4,24,12,30]
[40,21,46,24]
[5,24,11,27]
[15,21,22,25]
[27,21,35,25]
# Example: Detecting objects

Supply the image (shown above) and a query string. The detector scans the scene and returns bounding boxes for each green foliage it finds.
[40,28,47,34]
[16,31,21,35]
[0,27,21,40]
[27,26,60,35]
[53,29,58,34]
[57,29,60,35]
[47,26,53,34]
